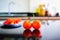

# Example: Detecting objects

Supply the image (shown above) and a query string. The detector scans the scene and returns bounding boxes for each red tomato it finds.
[4,21,9,25]
[15,19,20,23]
[23,30,32,38]
[12,18,21,24]
[32,30,41,38]
[31,20,41,29]
[4,18,21,24]
[23,20,32,29]
[6,19,14,24]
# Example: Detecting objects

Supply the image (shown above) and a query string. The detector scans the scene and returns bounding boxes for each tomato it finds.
[23,20,32,29]
[31,20,41,29]
[32,30,41,38]
[4,21,9,25]
[15,18,21,23]
[23,29,32,38]
[4,18,21,24]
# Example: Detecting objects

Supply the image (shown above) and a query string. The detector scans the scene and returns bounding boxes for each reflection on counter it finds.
[0,29,41,40]
[23,29,41,40]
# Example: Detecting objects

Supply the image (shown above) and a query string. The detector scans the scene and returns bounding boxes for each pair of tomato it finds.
[23,29,41,38]
[23,20,41,30]
[4,18,21,25]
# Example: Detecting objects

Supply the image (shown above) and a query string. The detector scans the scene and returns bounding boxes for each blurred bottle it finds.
[45,10,51,17]
[36,4,46,16]
[45,10,48,16]
[55,12,59,17]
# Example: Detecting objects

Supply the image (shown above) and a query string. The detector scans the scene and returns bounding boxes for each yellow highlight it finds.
[36,4,46,16]
[11,22,14,24]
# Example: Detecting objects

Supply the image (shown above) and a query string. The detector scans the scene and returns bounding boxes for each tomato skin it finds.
[23,29,32,38]
[23,20,31,29]
[4,18,21,24]
[14,18,21,23]
[4,21,9,25]
[32,20,41,29]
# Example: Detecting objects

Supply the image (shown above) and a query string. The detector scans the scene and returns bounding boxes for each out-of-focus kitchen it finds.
[0,0,60,17]
[0,0,60,40]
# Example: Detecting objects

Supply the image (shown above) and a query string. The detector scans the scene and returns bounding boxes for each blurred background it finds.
[0,0,60,40]
[0,0,60,16]
[0,0,60,13]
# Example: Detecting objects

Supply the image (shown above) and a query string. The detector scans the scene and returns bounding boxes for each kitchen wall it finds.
[0,0,29,12]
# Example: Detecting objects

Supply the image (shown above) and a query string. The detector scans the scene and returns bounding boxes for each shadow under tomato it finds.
[0,29,42,40]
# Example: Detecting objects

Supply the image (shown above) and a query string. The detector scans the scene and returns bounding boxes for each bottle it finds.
[45,10,48,16]
[36,4,46,16]
[55,12,59,17]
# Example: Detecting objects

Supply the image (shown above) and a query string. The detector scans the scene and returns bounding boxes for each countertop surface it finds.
[0,20,60,40]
